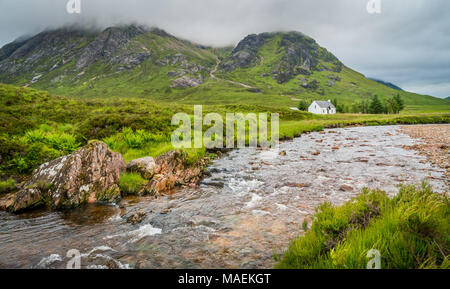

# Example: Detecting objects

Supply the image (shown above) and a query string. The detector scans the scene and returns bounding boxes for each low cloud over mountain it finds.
[0,0,449,98]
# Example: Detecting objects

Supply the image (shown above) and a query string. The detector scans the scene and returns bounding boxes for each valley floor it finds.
[0,84,449,269]
[0,125,448,268]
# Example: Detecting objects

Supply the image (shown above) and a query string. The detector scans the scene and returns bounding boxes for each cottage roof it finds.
[313,101,336,109]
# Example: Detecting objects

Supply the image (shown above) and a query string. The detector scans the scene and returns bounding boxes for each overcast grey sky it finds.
[0,0,449,98]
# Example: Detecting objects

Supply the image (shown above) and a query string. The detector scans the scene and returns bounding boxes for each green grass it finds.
[276,183,449,269]
[0,178,16,194]
[103,127,171,162]
[119,172,148,195]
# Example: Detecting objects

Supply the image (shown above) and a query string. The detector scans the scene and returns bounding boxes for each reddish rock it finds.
[143,151,209,195]
[126,211,147,225]
[339,185,354,192]
[286,183,312,188]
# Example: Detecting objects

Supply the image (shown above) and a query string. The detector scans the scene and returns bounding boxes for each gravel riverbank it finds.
[401,124,449,188]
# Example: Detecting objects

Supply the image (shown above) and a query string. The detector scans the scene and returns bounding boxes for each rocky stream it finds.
[0,125,447,269]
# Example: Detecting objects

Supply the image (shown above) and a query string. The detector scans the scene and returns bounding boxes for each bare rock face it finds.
[3,141,126,213]
[76,25,147,70]
[219,31,342,84]
[143,151,210,195]
[170,76,203,88]
[155,151,186,176]
[127,157,156,179]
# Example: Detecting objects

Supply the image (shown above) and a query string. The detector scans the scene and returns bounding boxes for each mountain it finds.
[0,25,448,111]
[368,78,403,91]
[210,31,448,110]
[0,25,217,97]
[446,97,450,100]
[217,32,342,84]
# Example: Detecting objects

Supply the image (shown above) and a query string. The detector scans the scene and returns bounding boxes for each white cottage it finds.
[308,100,336,115]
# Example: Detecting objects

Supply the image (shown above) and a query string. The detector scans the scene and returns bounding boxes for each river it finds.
[0,125,446,269]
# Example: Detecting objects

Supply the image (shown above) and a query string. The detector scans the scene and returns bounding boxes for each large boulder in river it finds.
[2,141,126,213]
[142,150,210,195]
[127,157,156,179]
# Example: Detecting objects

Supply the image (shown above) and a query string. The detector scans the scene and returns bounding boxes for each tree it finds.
[332,98,338,109]
[385,97,395,114]
[358,99,370,114]
[393,94,405,113]
[332,98,345,113]
[385,94,405,114]
[298,100,309,111]
[382,101,389,114]
[369,95,384,114]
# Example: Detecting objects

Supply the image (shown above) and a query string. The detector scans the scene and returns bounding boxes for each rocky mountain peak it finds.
[0,24,215,90]
[76,24,149,70]
[232,34,266,54]
[219,31,343,83]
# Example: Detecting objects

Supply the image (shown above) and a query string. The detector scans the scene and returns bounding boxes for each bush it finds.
[20,129,81,154]
[369,95,384,114]
[0,178,16,194]
[276,183,449,269]
[119,172,148,195]
[0,135,26,166]
[297,100,309,111]
[12,144,60,174]
[104,127,168,150]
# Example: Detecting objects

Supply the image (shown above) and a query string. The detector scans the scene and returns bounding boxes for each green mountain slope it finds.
[213,32,449,112]
[0,25,217,98]
[0,26,448,112]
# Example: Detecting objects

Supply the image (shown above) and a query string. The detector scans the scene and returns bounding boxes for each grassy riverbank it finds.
[275,183,449,269]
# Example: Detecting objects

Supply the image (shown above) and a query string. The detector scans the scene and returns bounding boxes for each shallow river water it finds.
[0,125,447,269]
